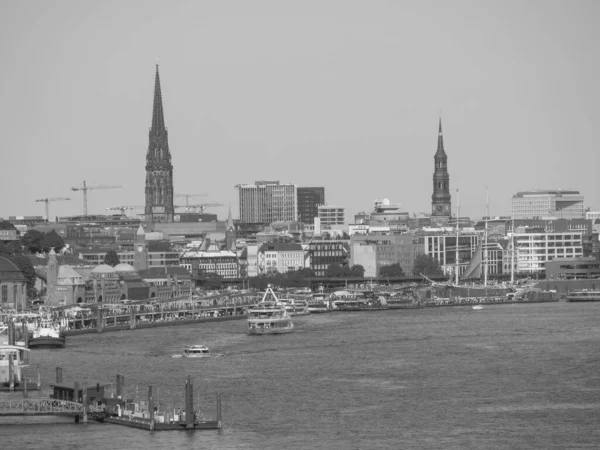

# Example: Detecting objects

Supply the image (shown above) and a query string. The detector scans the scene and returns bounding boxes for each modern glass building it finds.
[236,181,297,224]
[511,190,585,220]
[297,187,325,224]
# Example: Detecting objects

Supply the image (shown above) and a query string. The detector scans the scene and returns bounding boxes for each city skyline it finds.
[1,1,598,222]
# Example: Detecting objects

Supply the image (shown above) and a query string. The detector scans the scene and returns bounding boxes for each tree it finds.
[21,230,45,254]
[412,254,443,276]
[350,265,365,277]
[42,229,66,253]
[380,263,405,277]
[103,249,120,267]
[7,254,37,298]
[0,220,16,231]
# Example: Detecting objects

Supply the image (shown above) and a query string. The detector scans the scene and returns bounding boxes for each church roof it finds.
[137,225,145,236]
[0,255,26,282]
[57,266,85,285]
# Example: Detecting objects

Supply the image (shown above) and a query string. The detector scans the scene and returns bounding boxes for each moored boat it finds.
[565,290,600,302]
[0,344,30,387]
[28,310,66,349]
[247,286,294,335]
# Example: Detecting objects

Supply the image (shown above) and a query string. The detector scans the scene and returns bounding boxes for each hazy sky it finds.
[1,0,598,223]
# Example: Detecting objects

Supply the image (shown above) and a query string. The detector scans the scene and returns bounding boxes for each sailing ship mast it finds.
[484,187,489,287]
[455,188,460,285]
[510,199,515,285]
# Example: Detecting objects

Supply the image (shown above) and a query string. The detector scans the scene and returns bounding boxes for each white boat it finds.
[0,344,30,387]
[472,305,484,310]
[279,297,311,316]
[28,309,65,349]
[247,286,294,335]
[181,345,222,358]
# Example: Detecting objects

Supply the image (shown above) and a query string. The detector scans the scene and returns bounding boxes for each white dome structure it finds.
[114,263,136,273]
[91,264,117,274]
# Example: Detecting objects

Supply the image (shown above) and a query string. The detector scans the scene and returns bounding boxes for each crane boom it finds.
[174,193,208,207]
[34,197,71,222]
[71,180,122,216]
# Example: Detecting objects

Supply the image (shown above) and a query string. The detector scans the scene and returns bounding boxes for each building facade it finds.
[511,190,585,220]
[318,205,345,226]
[145,65,175,223]
[257,242,305,275]
[237,181,297,224]
[545,257,600,280]
[0,255,27,311]
[306,240,349,277]
[350,234,423,276]
[180,246,239,279]
[297,187,325,225]
[422,230,480,277]
[431,119,452,219]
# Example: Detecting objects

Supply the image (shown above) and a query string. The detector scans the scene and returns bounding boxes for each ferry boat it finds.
[307,298,331,313]
[565,290,600,302]
[181,345,222,358]
[279,297,311,316]
[0,344,30,387]
[247,286,294,335]
[28,310,66,349]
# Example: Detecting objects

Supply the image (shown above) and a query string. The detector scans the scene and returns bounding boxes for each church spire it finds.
[226,205,234,231]
[151,65,165,132]
[436,117,445,156]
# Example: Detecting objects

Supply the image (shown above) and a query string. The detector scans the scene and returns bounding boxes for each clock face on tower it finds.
[137,246,143,252]
[436,205,443,212]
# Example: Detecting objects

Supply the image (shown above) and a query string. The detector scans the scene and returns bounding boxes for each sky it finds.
[1,0,598,223]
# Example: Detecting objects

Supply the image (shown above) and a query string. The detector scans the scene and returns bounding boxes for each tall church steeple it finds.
[431,118,452,218]
[145,65,175,223]
[225,205,236,251]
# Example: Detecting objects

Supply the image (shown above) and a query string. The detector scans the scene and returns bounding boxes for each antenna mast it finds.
[455,188,460,285]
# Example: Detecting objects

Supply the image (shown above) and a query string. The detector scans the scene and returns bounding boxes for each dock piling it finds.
[148,385,155,431]
[23,374,28,398]
[56,367,63,384]
[217,393,222,429]
[82,379,88,423]
[74,381,79,402]
[37,365,41,390]
[8,321,15,346]
[22,321,28,348]
[116,374,123,399]
[8,354,14,391]
[185,376,194,429]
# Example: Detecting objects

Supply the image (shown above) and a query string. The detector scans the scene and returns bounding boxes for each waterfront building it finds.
[257,242,305,275]
[0,255,27,310]
[236,181,297,224]
[422,229,480,277]
[318,205,345,226]
[586,211,600,222]
[297,187,325,225]
[306,240,349,277]
[545,257,600,280]
[511,190,585,220]
[144,65,175,223]
[180,244,239,279]
[431,119,452,220]
[350,234,422,276]
[504,226,586,275]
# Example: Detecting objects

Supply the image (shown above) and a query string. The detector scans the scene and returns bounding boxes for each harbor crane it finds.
[184,202,224,213]
[106,205,144,216]
[35,197,71,222]
[71,181,122,217]
[174,193,208,207]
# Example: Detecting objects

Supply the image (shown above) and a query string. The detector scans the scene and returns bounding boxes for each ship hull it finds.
[28,336,66,349]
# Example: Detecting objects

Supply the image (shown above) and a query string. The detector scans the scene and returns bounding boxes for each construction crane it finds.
[71,180,122,217]
[174,193,208,207]
[35,197,71,222]
[106,205,144,216]
[184,202,224,213]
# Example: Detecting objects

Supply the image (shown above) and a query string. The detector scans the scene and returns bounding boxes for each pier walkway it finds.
[0,398,105,419]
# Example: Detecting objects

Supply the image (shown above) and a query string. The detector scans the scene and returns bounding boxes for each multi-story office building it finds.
[318,205,345,226]
[77,248,180,267]
[545,257,600,280]
[297,187,325,224]
[422,230,480,277]
[350,234,422,276]
[179,246,239,279]
[511,190,585,219]
[306,240,349,277]
[236,181,297,224]
[586,211,600,222]
[257,242,305,275]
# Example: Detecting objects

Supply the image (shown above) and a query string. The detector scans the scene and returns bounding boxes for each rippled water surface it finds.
[2,302,600,449]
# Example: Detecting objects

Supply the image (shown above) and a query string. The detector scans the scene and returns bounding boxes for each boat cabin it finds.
[183,345,210,356]
[53,382,107,405]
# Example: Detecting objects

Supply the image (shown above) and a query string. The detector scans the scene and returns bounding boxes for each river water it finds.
[2,302,600,449]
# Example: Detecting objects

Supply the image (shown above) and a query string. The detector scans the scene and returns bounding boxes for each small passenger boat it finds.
[565,290,600,302]
[181,345,222,358]
[472,305,484,310]
[0,344,30,387]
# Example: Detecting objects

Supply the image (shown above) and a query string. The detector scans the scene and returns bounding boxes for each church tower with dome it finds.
[144,65,175,223]
[431,118,452,219]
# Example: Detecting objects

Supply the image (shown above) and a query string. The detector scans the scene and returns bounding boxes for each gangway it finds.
[0,398,106,419]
